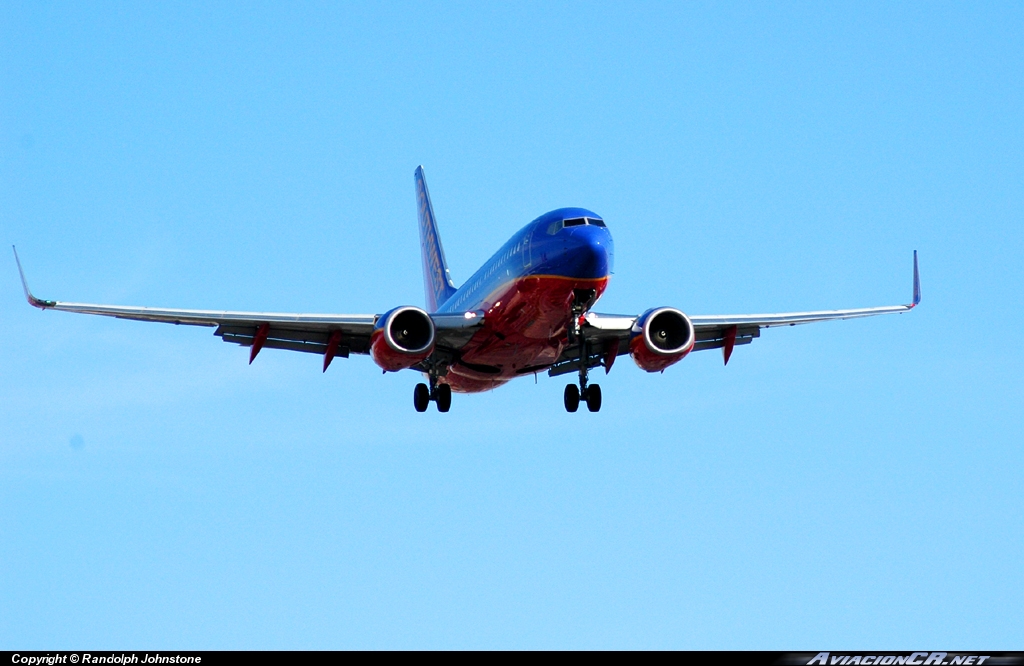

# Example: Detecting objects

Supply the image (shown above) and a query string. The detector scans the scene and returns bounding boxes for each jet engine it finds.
[370,306,436,372]
[629,307,695,372]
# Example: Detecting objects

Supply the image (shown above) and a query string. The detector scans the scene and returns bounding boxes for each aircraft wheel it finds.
[564,384,580,412]
[413,383,430,412]
[586,384,602,412]
[436,383,452,412]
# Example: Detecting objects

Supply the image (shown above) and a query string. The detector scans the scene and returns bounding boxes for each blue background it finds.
[1,2,1021,649]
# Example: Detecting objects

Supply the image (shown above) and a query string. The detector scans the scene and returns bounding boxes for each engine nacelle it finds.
[370,306,436,372]
[629,307,696,372]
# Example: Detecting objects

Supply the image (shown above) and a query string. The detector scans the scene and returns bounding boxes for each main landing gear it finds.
[414,380,451,413]
[564,382,601,413]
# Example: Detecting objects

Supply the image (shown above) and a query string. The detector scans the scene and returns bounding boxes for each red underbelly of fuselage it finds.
[442,275,609,393]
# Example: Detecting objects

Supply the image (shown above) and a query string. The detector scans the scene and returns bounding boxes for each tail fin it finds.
[414,166,457,311]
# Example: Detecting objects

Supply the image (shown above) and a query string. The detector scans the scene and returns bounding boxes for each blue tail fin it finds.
[414,166,457,311]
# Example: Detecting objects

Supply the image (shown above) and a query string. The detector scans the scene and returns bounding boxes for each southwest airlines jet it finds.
[14,166,920,413]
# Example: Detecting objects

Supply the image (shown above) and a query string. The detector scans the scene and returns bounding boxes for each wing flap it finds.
[692,335,756,352]
[692,326,760,352]
[220,334,333,356]
[214,324,367,356]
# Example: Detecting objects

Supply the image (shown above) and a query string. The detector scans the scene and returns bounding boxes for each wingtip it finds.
[911,250,921,307]
[12,245,32,301]
[11,246,55,309]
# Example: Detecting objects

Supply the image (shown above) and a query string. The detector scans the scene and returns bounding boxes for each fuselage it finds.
[434,208,613,392]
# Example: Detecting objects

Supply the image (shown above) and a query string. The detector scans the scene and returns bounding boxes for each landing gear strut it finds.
[564,300,601,413]
[565,375,602,413]
[566,288,596,346]
[413,374,452,413]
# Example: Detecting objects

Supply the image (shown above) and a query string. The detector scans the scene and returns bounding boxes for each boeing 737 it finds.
[14,166,921,412]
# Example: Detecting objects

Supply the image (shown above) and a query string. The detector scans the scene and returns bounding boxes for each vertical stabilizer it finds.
[414,166,457,311]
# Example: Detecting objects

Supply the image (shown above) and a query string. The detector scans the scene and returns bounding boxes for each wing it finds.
[13,247,481,368]
[550,251,921,375]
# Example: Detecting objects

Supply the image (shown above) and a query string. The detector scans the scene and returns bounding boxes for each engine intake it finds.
[630,307,695,372]
[370,306,436,372]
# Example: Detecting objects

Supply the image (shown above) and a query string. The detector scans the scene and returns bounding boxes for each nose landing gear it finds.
[564,313,602,413]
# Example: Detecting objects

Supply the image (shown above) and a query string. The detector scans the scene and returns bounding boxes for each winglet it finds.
[911,250,921,307]
[12,246,56,309]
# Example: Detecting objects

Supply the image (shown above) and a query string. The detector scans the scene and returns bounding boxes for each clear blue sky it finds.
[2,1,1021,649]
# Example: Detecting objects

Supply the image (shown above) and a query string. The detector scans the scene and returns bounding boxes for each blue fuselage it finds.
[435,208,613,315]
[436,208,614,392]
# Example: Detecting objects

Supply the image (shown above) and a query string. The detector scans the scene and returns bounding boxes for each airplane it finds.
[13,166,921,413]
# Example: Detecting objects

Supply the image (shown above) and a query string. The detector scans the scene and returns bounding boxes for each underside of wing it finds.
[554,251,921,371]
[13,247,483,369]
[686,303,914,354]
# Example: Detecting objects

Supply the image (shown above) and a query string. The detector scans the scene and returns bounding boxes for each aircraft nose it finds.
[567,225,613,278]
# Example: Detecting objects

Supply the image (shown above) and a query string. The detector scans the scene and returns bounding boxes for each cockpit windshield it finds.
[549,217,606,233]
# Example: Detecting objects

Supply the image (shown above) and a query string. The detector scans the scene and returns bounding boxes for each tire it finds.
[586,383,602,412]
[436,383,452,412]
[413,383,430,412]
[564,384,580,412]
